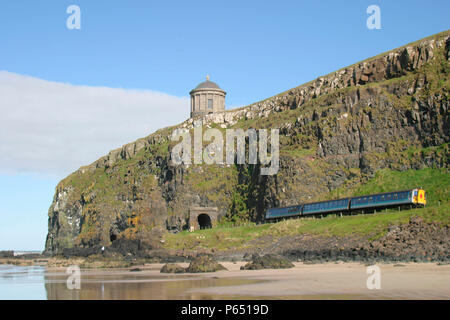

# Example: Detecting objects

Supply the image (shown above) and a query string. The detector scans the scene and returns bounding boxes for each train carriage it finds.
[349,189,426,210]
[302,198,350,216]
[265,188,426,222]
[265,205,302,221]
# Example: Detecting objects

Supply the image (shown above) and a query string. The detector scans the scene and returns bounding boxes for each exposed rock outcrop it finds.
[241,254,294,270]
[0,251,14,258]
[185,255,227,273]
[45,31,450,255]
[160,263,186,273]
[274,217,450,263]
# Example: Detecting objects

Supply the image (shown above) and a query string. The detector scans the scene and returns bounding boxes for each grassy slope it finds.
[163,168,450,250]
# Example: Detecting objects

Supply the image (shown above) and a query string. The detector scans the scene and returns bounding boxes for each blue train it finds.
[265,188,427,221]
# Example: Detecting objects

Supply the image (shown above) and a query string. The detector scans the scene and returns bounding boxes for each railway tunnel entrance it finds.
[197,214,212,229]
[189,207,219,231]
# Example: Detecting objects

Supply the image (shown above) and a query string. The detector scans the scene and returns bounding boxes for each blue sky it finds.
[0,0,448,251]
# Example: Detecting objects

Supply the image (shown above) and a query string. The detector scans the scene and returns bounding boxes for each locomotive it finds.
[265,188,426,221]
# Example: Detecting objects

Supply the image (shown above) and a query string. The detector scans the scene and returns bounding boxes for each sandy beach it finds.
[183,262,450,299]
[2,261,449,300]
[40,261,450,300]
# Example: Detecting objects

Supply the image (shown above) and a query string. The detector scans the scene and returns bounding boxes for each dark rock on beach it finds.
[160,263,186,273]
[0,251,14,258]
[241,254,295,270]
[185,255,227,273]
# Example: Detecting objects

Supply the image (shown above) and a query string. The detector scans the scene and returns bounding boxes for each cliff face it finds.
[45,31,450,254]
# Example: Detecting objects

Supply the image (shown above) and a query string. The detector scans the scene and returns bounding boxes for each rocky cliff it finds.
[45,31,449,254]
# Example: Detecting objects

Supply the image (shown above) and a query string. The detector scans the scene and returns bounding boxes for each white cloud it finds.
[0,71,189,178]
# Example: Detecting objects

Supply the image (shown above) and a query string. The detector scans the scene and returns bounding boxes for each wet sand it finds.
[51,261,450,299]
[185,262,450,299]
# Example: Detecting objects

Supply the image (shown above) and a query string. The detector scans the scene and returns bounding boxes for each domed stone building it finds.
[190,75,226,118]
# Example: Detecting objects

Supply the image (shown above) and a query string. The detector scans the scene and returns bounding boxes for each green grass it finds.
[326,168,449,206]
[164,223,272,250]
[163,168,450,251]
[290,204,447,240]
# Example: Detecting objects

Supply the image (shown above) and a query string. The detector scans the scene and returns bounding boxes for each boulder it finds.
[0,251,14,258]
[185,255,227,273]
[160,263,186,273]
[241,254,294,270]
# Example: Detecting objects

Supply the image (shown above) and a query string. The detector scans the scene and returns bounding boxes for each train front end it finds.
[413,189,427,206]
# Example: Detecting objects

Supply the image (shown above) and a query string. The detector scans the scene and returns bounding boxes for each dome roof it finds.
[195,80,221,90]
[191,75,225,93]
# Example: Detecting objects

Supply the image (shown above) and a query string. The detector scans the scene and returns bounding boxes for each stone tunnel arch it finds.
[197,214,212,229]
[189,207,219,231]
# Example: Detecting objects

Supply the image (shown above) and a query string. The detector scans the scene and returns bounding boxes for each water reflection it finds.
[1,265,437,300]
[0,265,264,300]
[44,270,262,300]
[0,265,47,300]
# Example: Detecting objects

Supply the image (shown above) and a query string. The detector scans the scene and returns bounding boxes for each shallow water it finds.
[0,265,47,300]
[0,265,263,300]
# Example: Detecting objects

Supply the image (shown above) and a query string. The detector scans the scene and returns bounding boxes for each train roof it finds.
[350,189,419,198]
[266,198,349,211]
[266,204,301,211]
[266,188,423,212]
[302,197,351,205]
